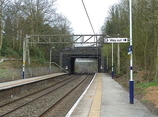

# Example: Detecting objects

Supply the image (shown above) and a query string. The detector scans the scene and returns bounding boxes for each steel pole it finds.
[22,36,27,79]
[129,0,134,104]
[22,39,25,79]
[112,43,114,78]
[50,47,55,69]
[49,48,51,69]
[107,51,108,73]
[117,43,120,73]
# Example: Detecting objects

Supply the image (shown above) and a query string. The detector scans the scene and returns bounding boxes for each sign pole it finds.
[112,43,114,78]
[129,0,134,104]
[107,51,108,73]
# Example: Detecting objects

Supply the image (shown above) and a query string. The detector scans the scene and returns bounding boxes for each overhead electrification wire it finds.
[81,0,95,34]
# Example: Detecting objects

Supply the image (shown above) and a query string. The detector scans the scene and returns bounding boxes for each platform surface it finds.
[0,73,66,90]
[68,73,157,117]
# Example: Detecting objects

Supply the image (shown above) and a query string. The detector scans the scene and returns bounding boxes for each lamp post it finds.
[129,0,134,104]
[50,47,55,69]
[22,37,26,79]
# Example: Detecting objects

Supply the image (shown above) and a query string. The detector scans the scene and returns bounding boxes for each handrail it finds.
[51,62,69,73]
[0,58,22,63]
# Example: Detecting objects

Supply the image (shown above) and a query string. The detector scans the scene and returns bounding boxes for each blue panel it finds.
[22,72,25,79]
[129,81,134,104]
[112,71,114,78]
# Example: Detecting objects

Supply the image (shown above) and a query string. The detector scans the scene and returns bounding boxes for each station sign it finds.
[104,38,128,43]
[128,46,132,55]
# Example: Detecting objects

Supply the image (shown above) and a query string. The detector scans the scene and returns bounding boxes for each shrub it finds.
[1,47,20,58]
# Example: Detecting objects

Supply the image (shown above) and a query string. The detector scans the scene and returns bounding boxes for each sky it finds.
[57,0,120,34]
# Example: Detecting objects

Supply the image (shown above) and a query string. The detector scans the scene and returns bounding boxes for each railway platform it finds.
[0,73,67,102]
[66,73,157,117]
[0,73,66,90]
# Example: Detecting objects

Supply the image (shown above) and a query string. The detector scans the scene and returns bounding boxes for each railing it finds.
[51,62,68,73]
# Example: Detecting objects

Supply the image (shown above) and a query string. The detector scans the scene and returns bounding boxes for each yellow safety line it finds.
[88,73,102,117]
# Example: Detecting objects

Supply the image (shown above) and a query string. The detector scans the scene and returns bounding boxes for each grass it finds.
[134,79,158,95]
[0,69,16,78]
[136,80,158,89]
[0,69,9,77]
[141,99,149,103]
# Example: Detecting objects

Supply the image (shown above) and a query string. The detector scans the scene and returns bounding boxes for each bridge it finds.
[22,34,107,77]
[60,47,105,74]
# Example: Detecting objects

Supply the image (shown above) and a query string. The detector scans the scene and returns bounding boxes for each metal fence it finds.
[0,67,63,83]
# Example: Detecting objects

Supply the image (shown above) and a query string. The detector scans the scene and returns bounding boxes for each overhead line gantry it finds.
[25,34,107,44]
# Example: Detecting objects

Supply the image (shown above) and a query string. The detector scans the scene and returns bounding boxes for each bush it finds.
[38,58,46,64]
[1,47,20,58]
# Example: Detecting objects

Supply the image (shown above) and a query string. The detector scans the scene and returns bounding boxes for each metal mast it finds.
[0,0,3,49]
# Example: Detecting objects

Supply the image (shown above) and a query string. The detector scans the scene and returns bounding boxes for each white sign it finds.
[104,38,128,43]
[65,66,68,69]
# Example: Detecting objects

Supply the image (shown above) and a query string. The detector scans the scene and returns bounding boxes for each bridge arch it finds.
[60,47,105,74]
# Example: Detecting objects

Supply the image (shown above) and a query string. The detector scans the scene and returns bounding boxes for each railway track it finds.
[39,75,93,117]
[0,74,94,117]
[76,66,97,75]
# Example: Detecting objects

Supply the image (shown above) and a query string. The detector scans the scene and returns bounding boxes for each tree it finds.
[101,0,158,80]
[1,0,73,62]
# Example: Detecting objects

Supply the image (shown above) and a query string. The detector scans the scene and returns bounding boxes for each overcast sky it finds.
[57,0,120,34]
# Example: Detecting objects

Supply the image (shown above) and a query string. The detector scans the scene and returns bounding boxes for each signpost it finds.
[105,38,128,43]
[112,43,114,78]
[104,38,128,78]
